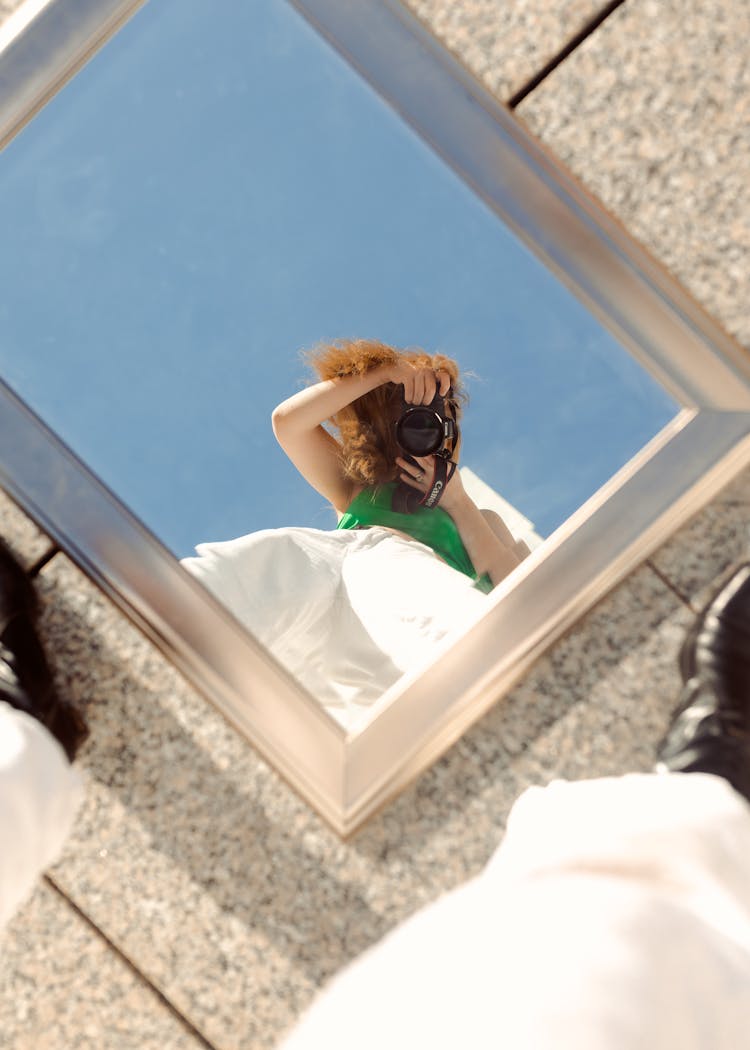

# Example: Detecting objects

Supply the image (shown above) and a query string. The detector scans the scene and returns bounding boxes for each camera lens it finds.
[395,407,443,455]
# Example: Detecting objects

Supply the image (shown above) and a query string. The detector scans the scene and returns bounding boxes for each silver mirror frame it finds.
[2,0,750,836]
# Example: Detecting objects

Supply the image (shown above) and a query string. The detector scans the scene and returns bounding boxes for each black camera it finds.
[395,389,457,460]
[392,389,458,512]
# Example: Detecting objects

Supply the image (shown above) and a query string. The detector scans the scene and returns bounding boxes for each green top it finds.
[337,483,493,594]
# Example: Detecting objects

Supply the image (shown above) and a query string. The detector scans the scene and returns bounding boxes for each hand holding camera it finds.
[386,361,452,406]
[389,367,460,512]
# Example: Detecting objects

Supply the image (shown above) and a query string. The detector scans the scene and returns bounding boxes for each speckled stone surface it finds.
[517,0,750,350]
[0,880,205,1049]
[648,464,750,609]
[0,489,55,568]
[402,0,607,101]
[23,553,686,1049]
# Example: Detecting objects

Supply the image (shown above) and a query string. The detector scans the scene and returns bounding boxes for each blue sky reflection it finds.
[0,0,678,555]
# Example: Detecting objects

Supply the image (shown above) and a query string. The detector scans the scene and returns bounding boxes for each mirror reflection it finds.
[183,340,531,726]
[0,0,678,724]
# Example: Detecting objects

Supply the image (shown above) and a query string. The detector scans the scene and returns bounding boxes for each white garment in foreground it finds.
[281,773,750,1050]
[0,701,83,930]
[182,526,488,730]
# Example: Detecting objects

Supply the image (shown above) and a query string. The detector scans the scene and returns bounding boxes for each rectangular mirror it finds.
[2,0,750,834]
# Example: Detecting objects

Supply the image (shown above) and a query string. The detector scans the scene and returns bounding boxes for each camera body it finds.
[392,389,458,512]
[395,389,457,461]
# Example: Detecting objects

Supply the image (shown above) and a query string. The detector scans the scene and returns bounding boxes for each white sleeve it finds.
[0,701,84,930]
[281,774,750,1050]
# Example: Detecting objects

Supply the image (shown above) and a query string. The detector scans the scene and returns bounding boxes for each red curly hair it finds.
[305,338,464,487]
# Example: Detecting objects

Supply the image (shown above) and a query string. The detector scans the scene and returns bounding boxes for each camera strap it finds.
[392,456,457,513]
[420,456,456,509]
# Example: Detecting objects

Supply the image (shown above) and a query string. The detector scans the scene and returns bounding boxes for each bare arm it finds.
[397,457,524,588]
[272,362,451,515]
[442,477,524,588]
[481,509,532,562]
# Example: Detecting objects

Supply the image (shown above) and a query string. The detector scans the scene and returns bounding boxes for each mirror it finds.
[2,0,750,833]
[0,0,676,703]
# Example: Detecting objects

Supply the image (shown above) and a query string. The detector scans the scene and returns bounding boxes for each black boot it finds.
[0,539,88,762]
[656,563,750,803]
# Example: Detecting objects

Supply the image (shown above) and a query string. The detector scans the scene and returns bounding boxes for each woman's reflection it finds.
[182,340,529,729]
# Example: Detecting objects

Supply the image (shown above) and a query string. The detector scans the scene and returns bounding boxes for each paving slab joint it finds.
[646,559,697,610]
[26,545,61,578]
[42,873,219,1050]
[507,0,628,108]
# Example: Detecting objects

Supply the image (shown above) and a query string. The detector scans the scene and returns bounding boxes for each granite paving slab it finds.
[0,880,208,1050]
[403,0,609,102]
[0,489,55,569]
[516,0,750,349]
[648,465,750,610]
[25,549,684,1048]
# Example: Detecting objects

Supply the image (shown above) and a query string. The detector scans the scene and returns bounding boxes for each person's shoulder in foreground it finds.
[279,563,750,1050]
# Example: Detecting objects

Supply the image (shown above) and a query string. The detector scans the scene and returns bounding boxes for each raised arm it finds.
[272,362,451,515]
[440,476,525,588]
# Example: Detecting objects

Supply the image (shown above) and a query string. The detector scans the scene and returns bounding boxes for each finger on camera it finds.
[398,454,428,471]
[422,373,438,404]
[411,373,425,404]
